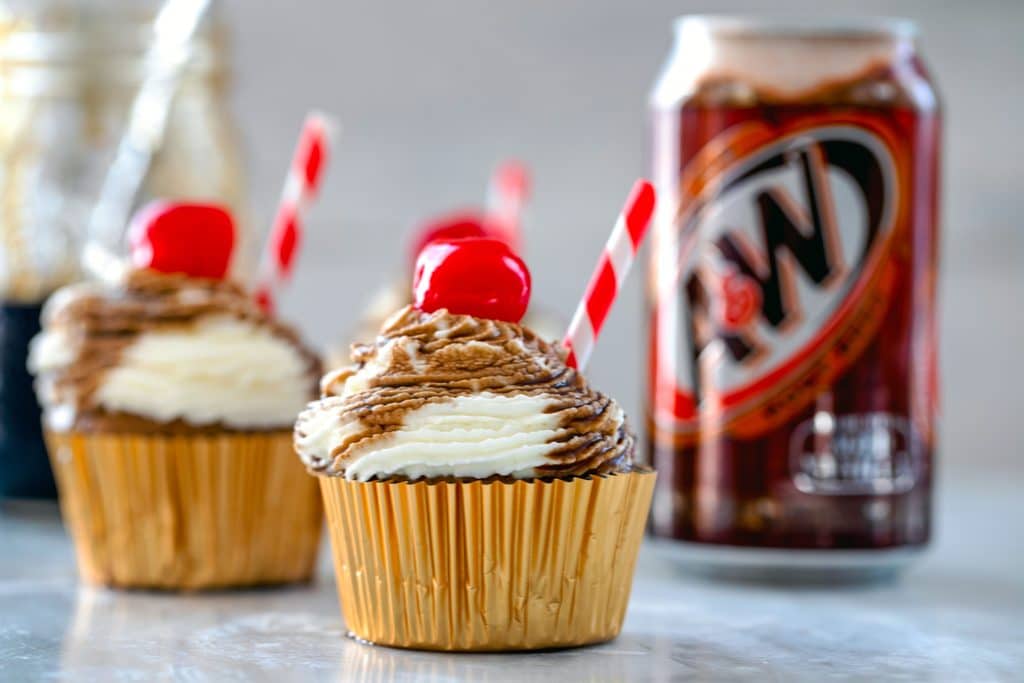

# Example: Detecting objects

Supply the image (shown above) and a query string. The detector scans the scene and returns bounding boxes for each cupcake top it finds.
[294,305,633,481]
[29,268,321,432]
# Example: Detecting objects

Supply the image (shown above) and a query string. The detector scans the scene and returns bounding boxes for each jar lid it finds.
[673,15,918,41]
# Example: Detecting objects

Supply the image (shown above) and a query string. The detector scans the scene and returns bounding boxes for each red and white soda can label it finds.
[651,115,912,442]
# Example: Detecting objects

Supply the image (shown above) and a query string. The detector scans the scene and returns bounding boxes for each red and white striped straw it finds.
[254,111,337,312]
[562,179,656,370]
[486,160,530,252]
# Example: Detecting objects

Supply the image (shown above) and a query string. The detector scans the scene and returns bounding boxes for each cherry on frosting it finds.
[128,201,236,280]
[413,237,531,323]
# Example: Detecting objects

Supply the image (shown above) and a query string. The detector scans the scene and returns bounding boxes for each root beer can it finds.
[647,17,940,580]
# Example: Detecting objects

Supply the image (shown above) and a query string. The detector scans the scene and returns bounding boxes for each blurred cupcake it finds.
[30,202,323,590]
[332,162,561,367]
[296,237,654,651]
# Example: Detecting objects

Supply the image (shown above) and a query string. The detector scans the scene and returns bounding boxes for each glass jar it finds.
[0,0,247,497]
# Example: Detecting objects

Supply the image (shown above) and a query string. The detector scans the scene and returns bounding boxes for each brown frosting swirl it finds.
[300,305,634,479]
[32,268,321,432]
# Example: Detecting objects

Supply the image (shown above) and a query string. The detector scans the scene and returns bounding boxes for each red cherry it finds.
[408,210,520,266]
[409,210,493,265]
[413,238,531,323]
[128,201,236,280]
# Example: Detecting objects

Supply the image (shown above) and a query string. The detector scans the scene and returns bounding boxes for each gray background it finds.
[226,0,1023,481]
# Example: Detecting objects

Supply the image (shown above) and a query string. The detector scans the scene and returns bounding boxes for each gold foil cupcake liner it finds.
[319,469,655,651]
[46,430,323,590]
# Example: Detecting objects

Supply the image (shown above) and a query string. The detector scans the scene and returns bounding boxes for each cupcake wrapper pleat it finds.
[46,430,323,590]
[319,470,655,651]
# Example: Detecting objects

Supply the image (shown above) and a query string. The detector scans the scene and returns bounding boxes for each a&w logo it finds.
[653,124,898,438]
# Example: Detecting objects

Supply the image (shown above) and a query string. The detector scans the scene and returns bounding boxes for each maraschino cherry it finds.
[409,211,496,266]
[413,237,531,323]
[128,201,236,280]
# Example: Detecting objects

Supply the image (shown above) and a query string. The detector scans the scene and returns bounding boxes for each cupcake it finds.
[29,202,323,590]
[296,237,655,651]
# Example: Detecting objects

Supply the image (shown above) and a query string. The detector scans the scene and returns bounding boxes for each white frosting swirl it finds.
[28,270,320,432]
[297,392,578,481]
[31,316,315,430]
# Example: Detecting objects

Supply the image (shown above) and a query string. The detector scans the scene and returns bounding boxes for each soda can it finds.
[647,16,941,581]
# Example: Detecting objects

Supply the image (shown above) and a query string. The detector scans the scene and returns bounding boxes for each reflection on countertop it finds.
[1,475,1021,682]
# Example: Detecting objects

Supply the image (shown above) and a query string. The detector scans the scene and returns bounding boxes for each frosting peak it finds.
[295,306,634,480]
[324,305,569,398]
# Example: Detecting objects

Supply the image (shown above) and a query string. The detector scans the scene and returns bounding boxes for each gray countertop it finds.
[2,469,1021,682]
